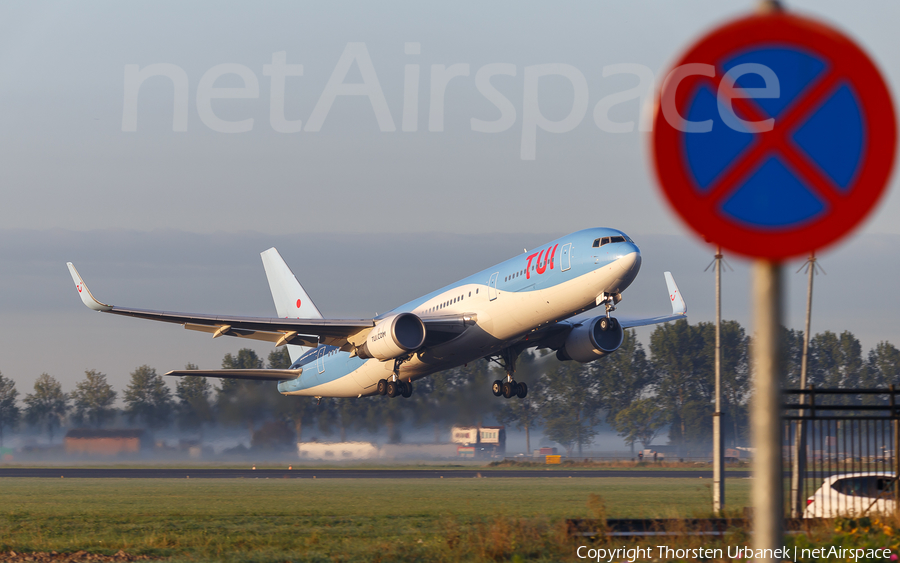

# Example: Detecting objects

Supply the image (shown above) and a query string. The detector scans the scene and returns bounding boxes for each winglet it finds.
[66,263,113,312]
[664,272,686,316]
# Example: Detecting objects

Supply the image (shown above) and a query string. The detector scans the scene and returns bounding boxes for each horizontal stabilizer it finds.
[165,369,302,381]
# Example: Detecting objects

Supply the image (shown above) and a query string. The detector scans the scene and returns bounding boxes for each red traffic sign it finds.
[652,12,896,260]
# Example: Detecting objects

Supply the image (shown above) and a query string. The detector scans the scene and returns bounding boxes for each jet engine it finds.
[556,316,624,363]
[357,313,426,360]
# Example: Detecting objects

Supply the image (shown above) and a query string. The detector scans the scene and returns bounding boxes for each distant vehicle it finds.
[68,228,686,400]
[804,472,896,518]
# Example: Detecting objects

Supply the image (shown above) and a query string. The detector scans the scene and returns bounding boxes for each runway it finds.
[0,467,752,479]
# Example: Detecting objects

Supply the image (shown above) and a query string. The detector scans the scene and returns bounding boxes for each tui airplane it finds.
[67,228,686,400]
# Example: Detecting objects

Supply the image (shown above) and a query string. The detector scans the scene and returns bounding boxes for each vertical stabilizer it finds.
[261,248,323,362]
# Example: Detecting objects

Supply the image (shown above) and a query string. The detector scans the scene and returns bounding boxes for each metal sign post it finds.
[751,262,783,552]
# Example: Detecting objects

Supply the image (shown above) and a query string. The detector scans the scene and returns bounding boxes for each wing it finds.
[615,271,687,329]
[66,262,474,352]
[518,271,687,350]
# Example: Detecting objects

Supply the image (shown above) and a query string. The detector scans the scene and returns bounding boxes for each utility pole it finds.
[791,253,822,517]
[706,247,729,514]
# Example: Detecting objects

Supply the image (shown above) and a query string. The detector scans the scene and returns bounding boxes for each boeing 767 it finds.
[68,228,686,399]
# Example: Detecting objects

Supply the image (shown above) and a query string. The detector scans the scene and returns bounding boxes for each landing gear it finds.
[598,316,619,332]
[516,382,528,399]
[488,348,528,400]
[379,355,415,399]
[381,379,413,398]
[386,380,399,398]
[597,292,622,319]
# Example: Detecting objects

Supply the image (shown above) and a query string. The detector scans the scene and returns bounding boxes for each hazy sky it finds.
[2,1,899,398]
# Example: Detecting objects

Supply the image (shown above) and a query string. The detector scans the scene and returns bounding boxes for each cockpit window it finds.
[592,235,628,247]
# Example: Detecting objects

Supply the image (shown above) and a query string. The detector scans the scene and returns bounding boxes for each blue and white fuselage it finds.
[280,227,642,397]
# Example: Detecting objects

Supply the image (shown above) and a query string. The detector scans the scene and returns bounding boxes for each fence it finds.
[783,386,900,517]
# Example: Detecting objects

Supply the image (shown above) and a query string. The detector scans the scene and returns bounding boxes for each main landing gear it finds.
[377,355,413,399]
[489,348,528,399]
[492,379,527,399]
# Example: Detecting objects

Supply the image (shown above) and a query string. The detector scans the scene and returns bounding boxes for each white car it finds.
[804,472,896,518]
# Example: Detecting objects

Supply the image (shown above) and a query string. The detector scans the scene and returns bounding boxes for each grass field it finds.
[0,477,752,562]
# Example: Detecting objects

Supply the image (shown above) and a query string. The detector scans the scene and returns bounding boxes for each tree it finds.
[409,360,500,444]
[595,329,653,424]
[70,370,117,427]
[866,342,900,387]
[780,327,805,388]
[614,398,669,450]
[809,331,862,387]
[123,365,174,429]
[650,320,711,444]
[216,349,271,440]
[540,358,602,455]
[0,372,20,448]
[265,350,322,442]
[714,321,750,446]
[176,364,213,435]
[23,373,68,442]
[267,348,292,369]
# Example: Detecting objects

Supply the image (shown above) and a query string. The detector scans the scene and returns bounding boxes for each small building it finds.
[450,426,506,458]
[296,441,459,460]
[64,429,147,456]
[298,441,379,460]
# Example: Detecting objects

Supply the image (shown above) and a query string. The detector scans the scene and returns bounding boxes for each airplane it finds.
[67,227,686,400]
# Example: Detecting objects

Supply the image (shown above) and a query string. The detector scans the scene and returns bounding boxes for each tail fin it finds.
[261,248,323,362]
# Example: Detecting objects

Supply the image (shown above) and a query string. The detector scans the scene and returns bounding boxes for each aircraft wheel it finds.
[401,381,413,398]
[599,317,611,331]
[502,381,515,399]
[387,380,399,398]
[377,379,388,396]
[609,317,619,330]
[492,380,503,397]
[516,382,528,399]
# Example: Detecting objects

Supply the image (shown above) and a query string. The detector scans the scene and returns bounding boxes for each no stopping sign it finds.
[652,12,896,260]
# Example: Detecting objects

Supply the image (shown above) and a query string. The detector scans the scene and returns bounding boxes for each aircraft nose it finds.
[615,245,642,282]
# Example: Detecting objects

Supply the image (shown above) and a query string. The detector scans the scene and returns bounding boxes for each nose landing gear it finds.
[596,292,622,319]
